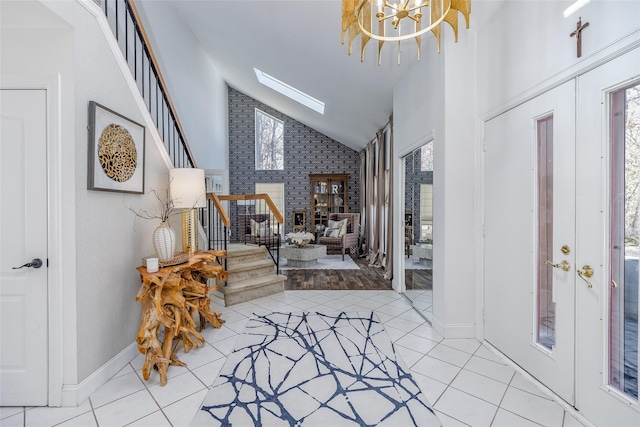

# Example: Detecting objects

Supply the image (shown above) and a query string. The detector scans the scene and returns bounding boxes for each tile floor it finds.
[194,311,439,426]
[0,290,588,427]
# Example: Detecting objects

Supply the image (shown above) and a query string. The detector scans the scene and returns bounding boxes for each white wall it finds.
[437,26,478,337]
[393,23,478,337]
[477,0,640,115]
[392,35,444,296]
[2,0,177,398]
[135,0,229,171]
[43,0,174,385]
[394,0,640,339]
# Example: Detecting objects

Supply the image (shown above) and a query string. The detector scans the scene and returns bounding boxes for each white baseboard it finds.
[431,316,476,338]
[60,341,138,406]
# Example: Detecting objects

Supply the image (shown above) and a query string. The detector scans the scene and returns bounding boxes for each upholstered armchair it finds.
[317,213,360,261]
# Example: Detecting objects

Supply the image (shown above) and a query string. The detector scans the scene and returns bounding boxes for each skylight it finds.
[254,68,325,115]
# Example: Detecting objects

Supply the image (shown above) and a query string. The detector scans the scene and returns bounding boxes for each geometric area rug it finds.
[191,312,441,427]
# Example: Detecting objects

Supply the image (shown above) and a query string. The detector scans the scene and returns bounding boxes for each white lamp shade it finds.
[169,168,206,209]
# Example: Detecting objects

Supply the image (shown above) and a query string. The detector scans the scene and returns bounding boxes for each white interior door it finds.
[574,48,640,426]
[0,89,49,406]
[484,81,576,404]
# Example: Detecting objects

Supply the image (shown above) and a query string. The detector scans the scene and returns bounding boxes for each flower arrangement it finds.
[285,231,315,247]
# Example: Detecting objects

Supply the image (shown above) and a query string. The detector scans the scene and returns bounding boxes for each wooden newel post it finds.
[135,251,228,386]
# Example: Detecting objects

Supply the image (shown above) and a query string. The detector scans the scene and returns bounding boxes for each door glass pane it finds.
[537,115,555,350]
[610,83,640,400]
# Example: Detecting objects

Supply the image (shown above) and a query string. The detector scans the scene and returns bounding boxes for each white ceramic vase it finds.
[153,221,176,261]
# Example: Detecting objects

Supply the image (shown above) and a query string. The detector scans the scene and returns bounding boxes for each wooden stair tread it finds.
[226,258,275,272]
[222,274,286,292]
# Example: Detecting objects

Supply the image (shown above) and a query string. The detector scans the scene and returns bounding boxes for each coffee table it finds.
[280,244,327,268]
[410,243,433,268]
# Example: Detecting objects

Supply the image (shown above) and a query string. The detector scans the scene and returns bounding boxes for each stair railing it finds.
[100,0,225,260]
[217,194,283,274]
[100,0,196,169]
[204,192,230,271]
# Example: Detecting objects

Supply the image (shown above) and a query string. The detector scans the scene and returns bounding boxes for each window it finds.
[421,143,433,171]
[536,114,555,351]
[255,183,285,233]
[255,109,284,170]
[609,83,639,400]
[420,184,433,241]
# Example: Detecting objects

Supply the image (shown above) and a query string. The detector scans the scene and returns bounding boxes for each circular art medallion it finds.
[98,123,137,182]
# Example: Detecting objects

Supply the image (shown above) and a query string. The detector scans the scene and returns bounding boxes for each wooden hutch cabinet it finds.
[310,173,349,235]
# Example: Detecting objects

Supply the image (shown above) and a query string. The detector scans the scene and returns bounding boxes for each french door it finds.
[484,49,640,425]
[484,80,577,404]
[574,49,639,426]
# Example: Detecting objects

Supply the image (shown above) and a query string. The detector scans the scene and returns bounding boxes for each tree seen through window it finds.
[421,143,433,171]
[255,109,284,170]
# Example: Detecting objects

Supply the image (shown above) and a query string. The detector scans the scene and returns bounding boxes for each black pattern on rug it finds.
[192,311,441,427]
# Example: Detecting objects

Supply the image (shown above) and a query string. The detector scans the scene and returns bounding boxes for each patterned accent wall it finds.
[228,88,360,233]
[405,151,433,242]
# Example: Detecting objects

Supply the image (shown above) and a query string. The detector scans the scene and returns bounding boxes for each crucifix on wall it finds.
[570,17,590,58]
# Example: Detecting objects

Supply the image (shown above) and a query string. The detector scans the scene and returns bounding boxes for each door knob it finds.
[12,258,43,269]
[577,265,594,288]
[545,260,570,271]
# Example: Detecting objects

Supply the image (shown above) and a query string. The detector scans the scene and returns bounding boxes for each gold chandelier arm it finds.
[378,14,398,22]
[386,2,400,12]
[378,2,424,20]
[404,4,426,13]
[356,0,452,42]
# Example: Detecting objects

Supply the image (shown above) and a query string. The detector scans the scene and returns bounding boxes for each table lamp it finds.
[169,168,206,254]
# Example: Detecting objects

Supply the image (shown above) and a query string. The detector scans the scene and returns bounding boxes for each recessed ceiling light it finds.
[254,68,325,115]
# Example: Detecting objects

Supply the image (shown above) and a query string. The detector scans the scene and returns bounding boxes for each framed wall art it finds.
[88,101,145,193]
[292,209,306,231]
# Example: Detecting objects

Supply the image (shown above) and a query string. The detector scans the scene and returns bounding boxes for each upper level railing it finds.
[101,0,196,168]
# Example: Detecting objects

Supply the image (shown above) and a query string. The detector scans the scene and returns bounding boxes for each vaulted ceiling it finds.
[138,0,421,151]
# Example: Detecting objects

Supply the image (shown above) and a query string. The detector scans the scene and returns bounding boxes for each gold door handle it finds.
[577,265,594,288]
[545,260,570,272]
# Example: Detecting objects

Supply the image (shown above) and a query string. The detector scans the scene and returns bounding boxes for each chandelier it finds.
[341,0,471,65]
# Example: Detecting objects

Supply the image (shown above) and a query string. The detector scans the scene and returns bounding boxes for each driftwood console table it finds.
[135,251,228,386]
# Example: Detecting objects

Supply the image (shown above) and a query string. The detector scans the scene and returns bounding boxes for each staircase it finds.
[98,2,285,306]
[216,244,286,306]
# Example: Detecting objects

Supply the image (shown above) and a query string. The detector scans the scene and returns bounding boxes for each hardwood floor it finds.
[405,268,432,291]
[283,255,393,290]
